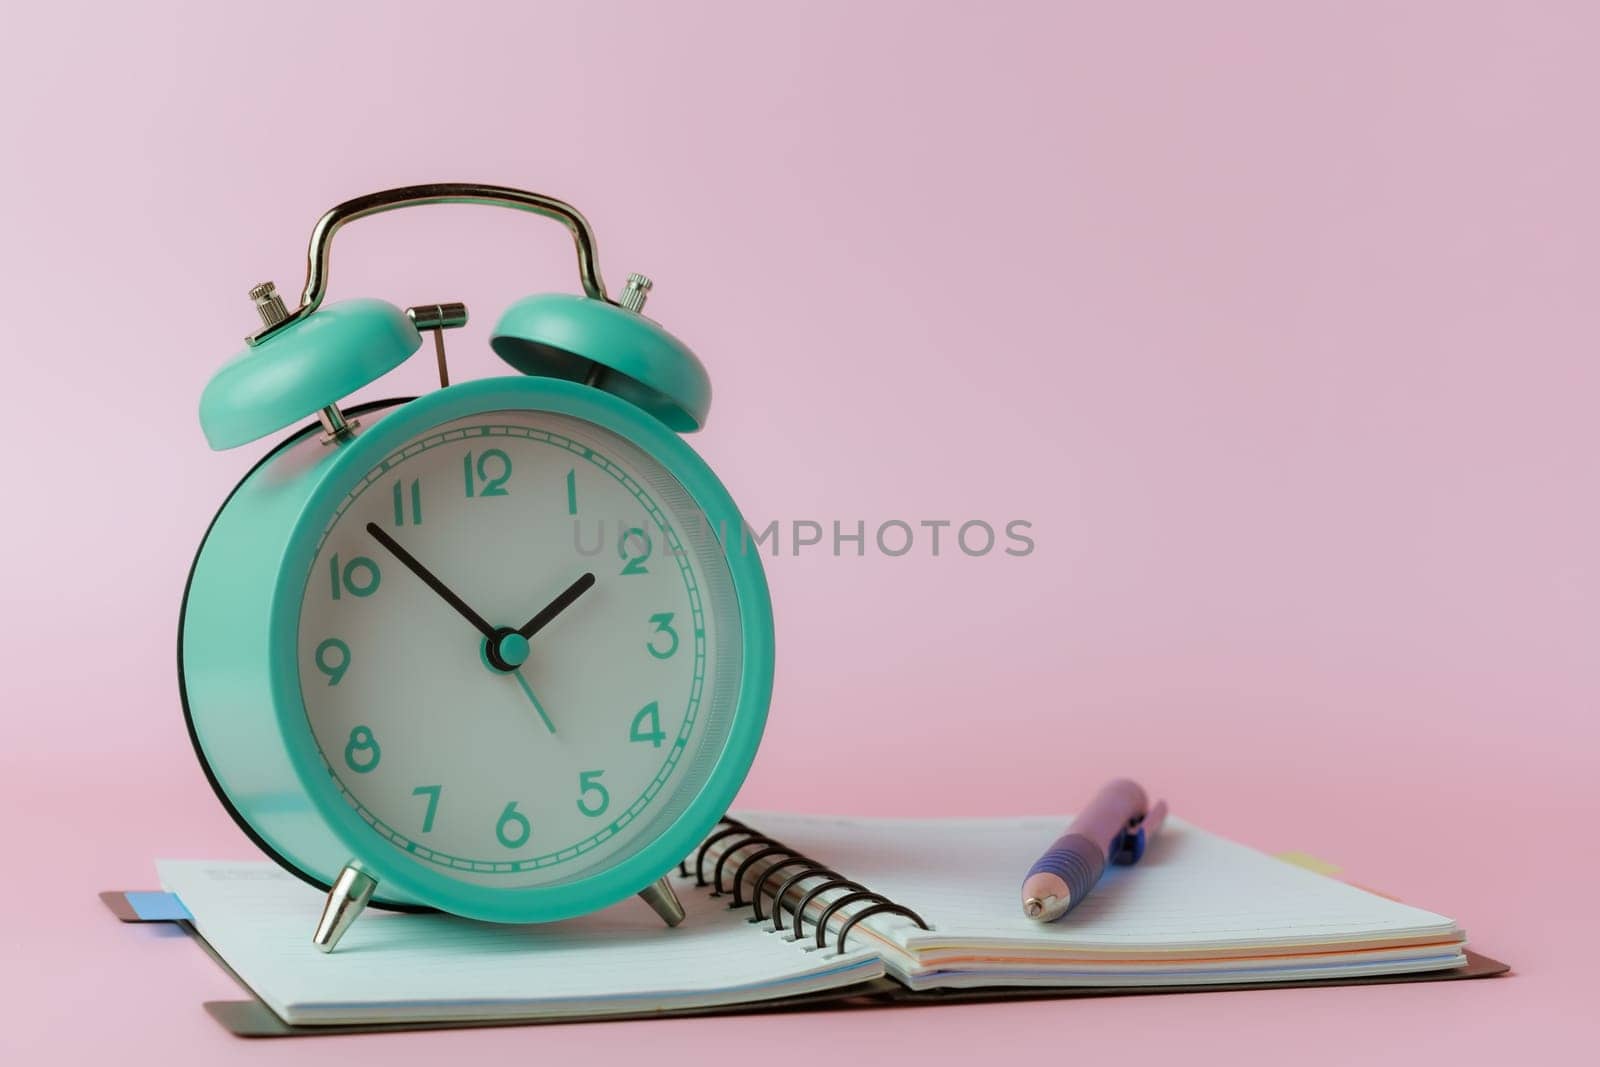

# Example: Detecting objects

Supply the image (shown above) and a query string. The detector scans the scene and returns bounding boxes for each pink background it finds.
[3,1,1595,1062]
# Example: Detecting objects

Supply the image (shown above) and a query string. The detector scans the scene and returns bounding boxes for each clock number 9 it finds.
[576,770,610,817]
[463,449,512,498]
[496,801,531,849]
[647,613,679,659]
[329,554,381,600]
[619,527,652,575]
[314,637,351,686]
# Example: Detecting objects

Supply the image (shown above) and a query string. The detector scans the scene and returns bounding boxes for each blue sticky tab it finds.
[125,891,192,922]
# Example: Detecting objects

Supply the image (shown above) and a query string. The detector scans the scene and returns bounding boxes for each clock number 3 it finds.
[647,613,679,659]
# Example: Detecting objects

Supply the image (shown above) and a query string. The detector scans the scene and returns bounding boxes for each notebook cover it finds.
[103,890,1510,1038]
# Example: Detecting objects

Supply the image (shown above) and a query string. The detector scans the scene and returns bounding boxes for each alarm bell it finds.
[199,293,423,450]
[490,282,710,433]
[198,183,713,451]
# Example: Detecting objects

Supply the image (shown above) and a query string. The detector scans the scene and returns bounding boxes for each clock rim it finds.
[178,396,432,910]
[267,377,774,923]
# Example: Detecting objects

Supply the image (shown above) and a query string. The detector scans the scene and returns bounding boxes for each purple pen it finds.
[1021,778,1169,921]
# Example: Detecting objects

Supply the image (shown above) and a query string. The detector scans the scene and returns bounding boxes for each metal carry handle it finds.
[250,182,613,344]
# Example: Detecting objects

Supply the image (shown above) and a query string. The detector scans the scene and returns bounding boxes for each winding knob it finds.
[618,273,653,313]
[248,281,291,329]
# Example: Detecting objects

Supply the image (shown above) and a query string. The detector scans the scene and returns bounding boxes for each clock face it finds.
[296,409,743,889]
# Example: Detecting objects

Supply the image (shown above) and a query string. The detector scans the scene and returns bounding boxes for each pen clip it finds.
[1110,798,1169,865]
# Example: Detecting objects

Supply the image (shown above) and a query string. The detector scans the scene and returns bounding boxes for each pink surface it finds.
[3,1,1596,1062]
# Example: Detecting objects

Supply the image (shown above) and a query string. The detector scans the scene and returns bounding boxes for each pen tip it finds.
[1022,892,1067,921]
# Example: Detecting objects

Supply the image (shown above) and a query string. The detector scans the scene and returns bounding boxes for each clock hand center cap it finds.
[482,628,530,672]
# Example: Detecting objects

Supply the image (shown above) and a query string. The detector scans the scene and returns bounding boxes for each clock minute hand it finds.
[365,523,497,640]
[517,572,597,639]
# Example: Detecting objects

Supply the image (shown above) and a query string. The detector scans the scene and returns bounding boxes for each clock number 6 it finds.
[576,770,610,817]
[496,801,531,849]
[647,613,679,659]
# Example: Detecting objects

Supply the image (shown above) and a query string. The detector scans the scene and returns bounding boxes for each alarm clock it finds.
[180,183,774,952]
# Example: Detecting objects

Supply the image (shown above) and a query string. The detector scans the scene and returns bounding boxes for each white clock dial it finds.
[296,410,742,888]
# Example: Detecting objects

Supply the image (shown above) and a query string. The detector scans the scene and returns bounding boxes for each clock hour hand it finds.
[365,523,497,640]
[516,572,597,639]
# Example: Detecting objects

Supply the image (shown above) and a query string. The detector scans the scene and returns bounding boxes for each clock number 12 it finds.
[463,449,512,497]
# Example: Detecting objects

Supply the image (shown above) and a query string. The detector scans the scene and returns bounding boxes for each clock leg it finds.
[312,865,378,953]
[638,876,686,927]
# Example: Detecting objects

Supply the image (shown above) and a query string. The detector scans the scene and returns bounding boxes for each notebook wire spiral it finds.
[679,816,932,955]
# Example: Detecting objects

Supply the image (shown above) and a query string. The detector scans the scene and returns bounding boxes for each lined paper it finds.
[158,861,882,1025]
[163,814,1468,1016]
[727,813,1464,987]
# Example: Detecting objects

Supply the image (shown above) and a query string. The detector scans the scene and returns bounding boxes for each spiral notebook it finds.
[142,812,1500,1033]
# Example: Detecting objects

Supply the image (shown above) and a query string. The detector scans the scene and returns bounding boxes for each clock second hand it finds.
[510,669,558,735]
[501,571,597,736]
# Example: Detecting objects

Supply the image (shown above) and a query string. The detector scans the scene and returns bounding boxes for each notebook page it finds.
[735,813,1462,954]
[158,860,883,1024]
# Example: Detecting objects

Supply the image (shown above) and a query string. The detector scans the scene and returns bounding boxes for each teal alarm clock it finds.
[180,184,774,952]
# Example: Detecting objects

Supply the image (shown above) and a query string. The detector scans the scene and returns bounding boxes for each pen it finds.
[1021,778,1168,922]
